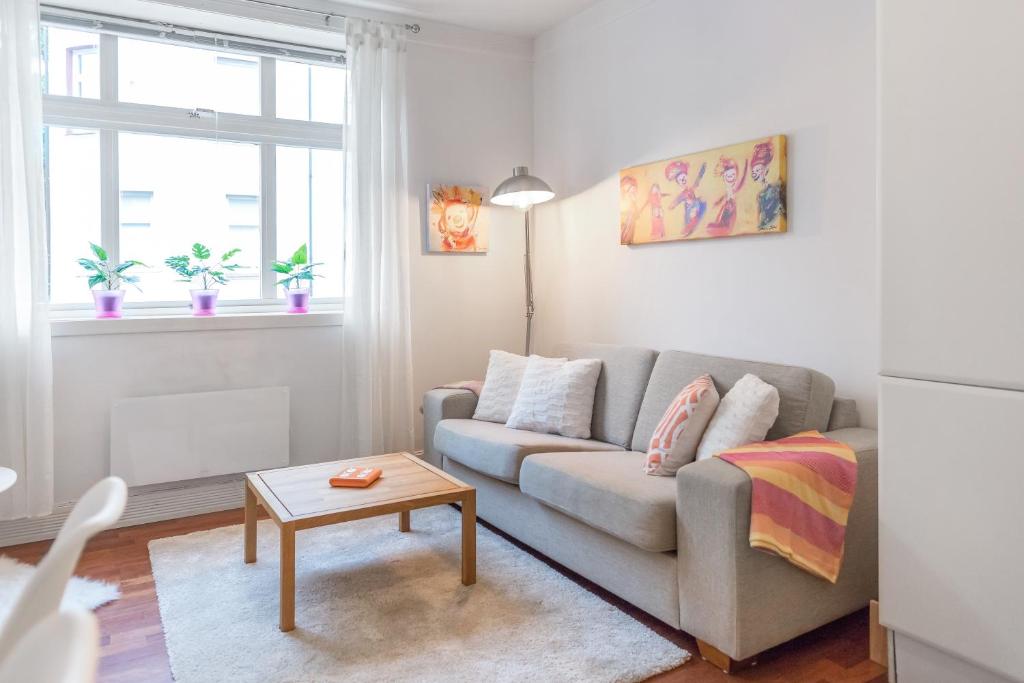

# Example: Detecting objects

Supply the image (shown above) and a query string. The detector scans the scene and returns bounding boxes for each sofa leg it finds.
[696,639,757,674]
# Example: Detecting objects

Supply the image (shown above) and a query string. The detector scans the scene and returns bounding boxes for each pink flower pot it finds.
[92,290,125,319]
[190,289,219,316]
[285,287,310,314]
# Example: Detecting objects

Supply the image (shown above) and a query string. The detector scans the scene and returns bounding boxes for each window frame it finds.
[42,27,345,313]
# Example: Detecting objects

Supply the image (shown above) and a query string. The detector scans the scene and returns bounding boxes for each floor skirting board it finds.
[0,475,245,548]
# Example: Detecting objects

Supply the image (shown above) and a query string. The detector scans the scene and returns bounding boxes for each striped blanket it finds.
[716,430,857,583]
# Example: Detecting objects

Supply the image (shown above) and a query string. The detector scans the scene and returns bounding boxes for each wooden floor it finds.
[3,508,887,683]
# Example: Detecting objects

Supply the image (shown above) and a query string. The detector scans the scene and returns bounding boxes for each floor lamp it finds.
[491,167,555,355]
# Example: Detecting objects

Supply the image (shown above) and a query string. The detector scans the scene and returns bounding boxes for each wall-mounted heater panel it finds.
[111,387,289,486]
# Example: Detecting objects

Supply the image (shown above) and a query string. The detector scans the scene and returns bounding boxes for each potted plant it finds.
[165,243,242,317]
[77,242,144,319]
[272,243,322,314]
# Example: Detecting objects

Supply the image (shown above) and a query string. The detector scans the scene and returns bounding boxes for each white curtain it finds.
[0,0,54,518]
[340,19,414,457]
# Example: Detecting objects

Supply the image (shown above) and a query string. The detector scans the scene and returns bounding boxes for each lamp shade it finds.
[491,166,554,209]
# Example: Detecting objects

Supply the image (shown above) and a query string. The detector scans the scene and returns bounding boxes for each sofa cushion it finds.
[554,342,658,449]
[433,419,622,484]
[631,350,835,452]
[473,350,529,423]
[506,356,603,438]
[519,451,678,552]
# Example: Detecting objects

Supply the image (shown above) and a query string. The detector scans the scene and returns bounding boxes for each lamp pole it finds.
[524,207,534,355]
[490,166,554,358]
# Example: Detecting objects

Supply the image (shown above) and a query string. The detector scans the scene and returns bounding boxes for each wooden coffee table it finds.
[243,452,476,631]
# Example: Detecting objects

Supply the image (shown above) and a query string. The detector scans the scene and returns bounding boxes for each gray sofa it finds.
[423,343,878,666]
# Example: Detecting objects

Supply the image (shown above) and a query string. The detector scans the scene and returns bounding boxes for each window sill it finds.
[50,309,343,337]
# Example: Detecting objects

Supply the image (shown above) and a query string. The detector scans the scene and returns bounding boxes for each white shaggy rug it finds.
[150,506,690,683]
[0,555,120,624]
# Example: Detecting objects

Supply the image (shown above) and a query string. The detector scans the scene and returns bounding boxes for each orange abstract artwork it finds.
[619,135,787,245]
[427,184,488,253]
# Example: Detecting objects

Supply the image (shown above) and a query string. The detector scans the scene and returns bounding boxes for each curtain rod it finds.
[237,0,421,33]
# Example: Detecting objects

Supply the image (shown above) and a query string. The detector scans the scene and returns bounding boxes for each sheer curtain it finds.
[339,18,414,457]
[0,0,55,518]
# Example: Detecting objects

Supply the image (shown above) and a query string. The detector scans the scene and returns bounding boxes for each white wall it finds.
[50,23,533,503]
[531,0,878,424]
[52,324,343,502]
[406,34,534,423]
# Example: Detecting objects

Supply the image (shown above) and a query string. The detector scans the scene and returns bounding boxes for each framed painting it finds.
[426,184,489,253]
[619,135,787,245]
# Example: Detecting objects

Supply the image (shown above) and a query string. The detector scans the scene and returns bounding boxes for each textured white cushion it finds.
[507,355,603,439]
[695,374,780,461]
[473,350,529,423]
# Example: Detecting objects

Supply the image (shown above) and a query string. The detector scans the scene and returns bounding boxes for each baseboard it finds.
[0,475,246,548]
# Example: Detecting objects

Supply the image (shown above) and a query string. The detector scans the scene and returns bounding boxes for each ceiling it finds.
[333,0,598,37]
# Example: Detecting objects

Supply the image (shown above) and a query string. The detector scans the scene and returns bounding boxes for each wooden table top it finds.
[246,452,472,525]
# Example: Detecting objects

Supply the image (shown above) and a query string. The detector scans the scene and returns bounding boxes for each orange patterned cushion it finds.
[644,374,719,476]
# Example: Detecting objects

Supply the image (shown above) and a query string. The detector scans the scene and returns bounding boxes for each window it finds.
[118,38,261,115]
[43,126,101,304]
[276,147,344,298]
[42,27,99,98]
[118,134,262,302]
[276,61,346,124]
[40,12,346,308]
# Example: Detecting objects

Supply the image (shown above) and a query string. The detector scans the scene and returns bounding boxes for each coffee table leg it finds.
[399,510,410,532]
[244,482,257,564]
[461,491,476,586]
[280,523,295,632]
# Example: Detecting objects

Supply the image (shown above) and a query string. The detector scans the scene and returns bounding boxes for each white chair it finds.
[0,477,126,664]
[0,609,99,683]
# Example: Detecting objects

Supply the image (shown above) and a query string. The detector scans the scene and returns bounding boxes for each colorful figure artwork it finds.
[751,140,784,230]
[619,175,641,244]
[427,184,488,253]
[619,135,787,244]
[666,160,707,237]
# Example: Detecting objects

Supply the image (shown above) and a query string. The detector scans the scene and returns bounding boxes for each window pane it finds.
[45,126,102,304]
[119,133,261,302]
[41,27,100,98]
[276,146,343,298]
[275,61,345,124]
[118,39,260,115]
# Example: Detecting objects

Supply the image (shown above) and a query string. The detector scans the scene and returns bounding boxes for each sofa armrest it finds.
[422,389,478,469]
[675,427,878,660]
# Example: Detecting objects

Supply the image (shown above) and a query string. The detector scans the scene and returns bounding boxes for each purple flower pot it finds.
[285,287,310,314]
[190,289,219,316]
[92,290,125,319]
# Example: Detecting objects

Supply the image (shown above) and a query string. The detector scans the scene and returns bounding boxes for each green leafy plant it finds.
[271,244,322,290]
[78,242,144,291]
[165,243,243,290]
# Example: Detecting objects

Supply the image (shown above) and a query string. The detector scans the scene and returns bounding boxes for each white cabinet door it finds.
[880,376,1024,682]
[879,0,1024,389]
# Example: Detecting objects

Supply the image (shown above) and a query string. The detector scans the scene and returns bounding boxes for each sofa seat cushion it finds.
[433,419,622,484]
[519,451,678,552]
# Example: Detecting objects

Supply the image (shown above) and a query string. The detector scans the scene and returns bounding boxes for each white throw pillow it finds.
[473,350,529,423]
[506,355,603,439]
[695,374,780,461]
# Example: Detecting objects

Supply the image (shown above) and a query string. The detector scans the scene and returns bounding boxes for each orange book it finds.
[329,466,382,488]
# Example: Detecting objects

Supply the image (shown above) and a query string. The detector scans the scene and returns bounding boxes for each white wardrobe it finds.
[879,1,1024,681]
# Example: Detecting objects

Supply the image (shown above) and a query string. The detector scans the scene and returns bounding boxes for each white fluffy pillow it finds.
[473,350,529,423]
[506,355,603,439]
[695,374,780,461]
